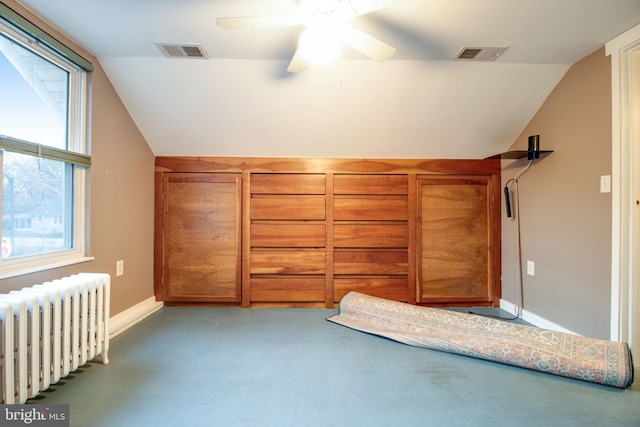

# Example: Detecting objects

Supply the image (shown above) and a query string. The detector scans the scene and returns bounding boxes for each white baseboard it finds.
[500,299,580,335]
[109,296,164,339]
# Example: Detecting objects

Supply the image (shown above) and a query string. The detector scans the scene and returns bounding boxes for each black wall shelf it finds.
[485,150,553,160]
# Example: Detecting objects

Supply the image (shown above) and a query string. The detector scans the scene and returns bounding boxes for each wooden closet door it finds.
[162,173,241,302]
[417,177,494,305]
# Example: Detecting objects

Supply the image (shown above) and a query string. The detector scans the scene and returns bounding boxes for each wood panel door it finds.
[417,176,495,305]
[161,173,241,302]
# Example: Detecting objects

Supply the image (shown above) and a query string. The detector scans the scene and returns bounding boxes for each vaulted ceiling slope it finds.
[16,0,640,159]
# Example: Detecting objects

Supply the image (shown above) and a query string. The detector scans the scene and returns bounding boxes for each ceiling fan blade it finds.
[287,47,308,72]
[342,27,396,62]
[216,16,300,29]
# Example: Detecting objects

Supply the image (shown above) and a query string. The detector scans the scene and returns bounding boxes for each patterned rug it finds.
[327,292,634,388]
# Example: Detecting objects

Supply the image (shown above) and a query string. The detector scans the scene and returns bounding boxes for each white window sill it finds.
[0,256,96,280]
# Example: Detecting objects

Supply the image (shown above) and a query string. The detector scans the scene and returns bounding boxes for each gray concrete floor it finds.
[29,307,639,427]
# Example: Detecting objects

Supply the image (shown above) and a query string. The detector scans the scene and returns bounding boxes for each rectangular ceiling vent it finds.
[156,43,208,59]
[455,47,508,62]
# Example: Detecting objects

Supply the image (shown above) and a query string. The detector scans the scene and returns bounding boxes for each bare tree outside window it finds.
[0,13,89,276]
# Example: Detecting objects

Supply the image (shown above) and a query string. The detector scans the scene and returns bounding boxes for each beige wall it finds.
[502,48,612,339]
[0,0,155,316]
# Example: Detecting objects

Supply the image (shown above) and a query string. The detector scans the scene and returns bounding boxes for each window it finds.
[0,7,92,277]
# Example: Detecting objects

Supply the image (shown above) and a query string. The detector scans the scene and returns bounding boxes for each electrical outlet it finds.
[527,260,535,276]
[116,260,124,277]
[600,175,611,193]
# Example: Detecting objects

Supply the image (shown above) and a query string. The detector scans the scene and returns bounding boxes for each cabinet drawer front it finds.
[251,196,325,220]
[420,181,489,209]
[334,175,408,195]
[418,269,491,303]
[251,250,325,274]
[251,277,326,302]
[334,197,408,220]
[251,174,326,194]
[334,250,408,275]
[251,224,326,247]
[166,267,239,301]
[334,224,408,248]
[334,278,408,302]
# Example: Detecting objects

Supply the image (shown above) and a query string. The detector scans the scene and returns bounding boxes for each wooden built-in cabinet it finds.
[154,157,501,308]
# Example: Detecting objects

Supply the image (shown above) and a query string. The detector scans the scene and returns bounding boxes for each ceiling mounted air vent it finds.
[156,43,208,59]
[455,47,508,62]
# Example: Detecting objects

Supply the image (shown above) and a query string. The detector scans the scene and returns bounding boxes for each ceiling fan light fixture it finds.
[298,27,343,65]
[217,0,395,72]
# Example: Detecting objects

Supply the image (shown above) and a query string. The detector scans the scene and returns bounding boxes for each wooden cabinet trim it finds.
[242,171,251,307]
[325,173,335,308]
[156,156,500,175]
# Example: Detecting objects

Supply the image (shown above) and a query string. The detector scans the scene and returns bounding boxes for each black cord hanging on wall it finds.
[471,135,553,321]
[499,134,551,217]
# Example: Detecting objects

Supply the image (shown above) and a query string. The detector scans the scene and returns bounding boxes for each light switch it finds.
[600,175,611,193]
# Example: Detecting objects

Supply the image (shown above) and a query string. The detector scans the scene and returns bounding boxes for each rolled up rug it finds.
[327,292,634,388]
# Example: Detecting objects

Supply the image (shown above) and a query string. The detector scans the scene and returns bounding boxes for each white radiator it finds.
[0,273,110,404]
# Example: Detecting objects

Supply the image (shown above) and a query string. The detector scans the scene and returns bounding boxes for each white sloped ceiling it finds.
[16,0,640,158]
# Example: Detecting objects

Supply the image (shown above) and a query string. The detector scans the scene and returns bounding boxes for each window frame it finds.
[0,11,93,278]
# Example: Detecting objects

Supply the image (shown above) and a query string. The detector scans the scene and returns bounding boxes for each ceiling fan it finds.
[216,0,396,72]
